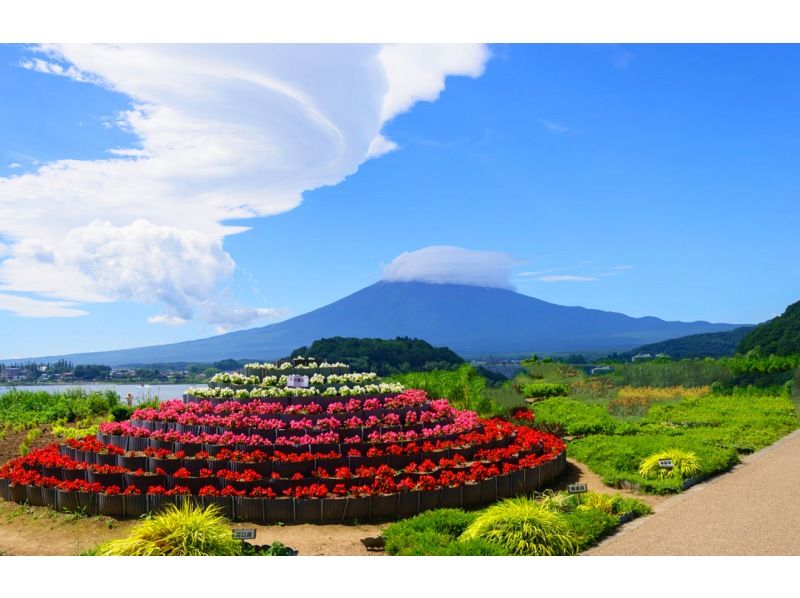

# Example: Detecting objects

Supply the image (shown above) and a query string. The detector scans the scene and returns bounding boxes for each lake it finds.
[0,383,205,404]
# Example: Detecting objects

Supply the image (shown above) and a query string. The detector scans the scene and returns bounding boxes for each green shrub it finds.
[532,397,618,435]
[93,502,241,556]
[522,382,570,398]
[459,498,580,556]
[638,449,701,479]
[384,509,482,555]
[111,404,135,422]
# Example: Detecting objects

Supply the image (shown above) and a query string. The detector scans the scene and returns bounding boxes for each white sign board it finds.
[567,483,588,494]
[286,374,310,388]
[658,459,674,469]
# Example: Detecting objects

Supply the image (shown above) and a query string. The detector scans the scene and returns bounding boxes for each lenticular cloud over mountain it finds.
[0,44,490,326]
[381,246,517,289]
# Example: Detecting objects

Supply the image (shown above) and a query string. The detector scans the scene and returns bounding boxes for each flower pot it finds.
[124,494,148,518]
[480,478,497,504]
[10,484,28,503]
[62,468,87,482]
[42,466,63,480]
[295,499,323,523]
[147,494,177,514]
[87,471,125,488]
[341,496,370,520]
[439,486,462,509]
[148,457,183,475]
[319,497,348,522]
[418,489,440,512]
[41,487,57,508]
[228,479,260,493]
[496,473,513,499]
[125,473,167,493]
[236,497,264,523]
[57,490,95,514]
[264,498,294,523]
[26,485,45,507]
[181,458,206,476]
[202,495,234,519]
[462,483,482,509]
[175,442,203,457]
[397,491,421,517]
[169,476,213,494]
[369,494,397,519]
[0,478,10,501]
[509,470,526,496]
[272,460,314,478]
[206,459,231,474]
[98,494,125,517]
[118,455,149,470]
[127,437,150,452]
[94,452,118,467]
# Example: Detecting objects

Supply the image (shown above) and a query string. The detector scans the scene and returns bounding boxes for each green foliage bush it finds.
[638,450,701,479]
[522,382,570,398]
[532,397,618,435]
[460,498,580,556]
[94,502,241,556]
[0,389,120,427]
[383,509,502,556]
[393,365,500,415]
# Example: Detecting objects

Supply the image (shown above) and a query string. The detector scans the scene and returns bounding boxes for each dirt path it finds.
[586,429,800,555]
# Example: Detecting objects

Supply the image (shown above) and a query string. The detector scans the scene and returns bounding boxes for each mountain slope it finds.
[737,300,800,355]
[624,326,755,359]
[9,281,745,365]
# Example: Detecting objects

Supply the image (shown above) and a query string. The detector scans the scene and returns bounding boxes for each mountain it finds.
[7,281,746,366]
[623,326,755,359]
[737,300,800,356]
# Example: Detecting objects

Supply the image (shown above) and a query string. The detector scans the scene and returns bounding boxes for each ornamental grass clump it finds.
[638,449,701,480]
[459,498,580,556]
[94,502,241,556]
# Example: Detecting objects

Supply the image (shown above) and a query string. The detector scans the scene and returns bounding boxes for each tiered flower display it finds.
[0,359,566,522]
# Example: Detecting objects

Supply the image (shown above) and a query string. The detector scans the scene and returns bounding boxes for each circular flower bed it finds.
[0,378,566,522]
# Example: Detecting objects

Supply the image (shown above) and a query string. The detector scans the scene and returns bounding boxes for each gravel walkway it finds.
[586,429,800,556]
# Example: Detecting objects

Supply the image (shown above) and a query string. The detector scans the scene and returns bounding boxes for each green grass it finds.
[531,397,620,435]
[383,492,651,556]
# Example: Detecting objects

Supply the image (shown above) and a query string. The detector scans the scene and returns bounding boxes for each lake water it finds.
[0,383,205,404]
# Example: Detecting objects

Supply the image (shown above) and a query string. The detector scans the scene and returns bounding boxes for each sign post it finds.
[567,483,588,505]
[658,459,674,470]
[233,528,257,552]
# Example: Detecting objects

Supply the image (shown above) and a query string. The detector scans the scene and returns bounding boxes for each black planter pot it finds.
[62,468,87,482]
[228,479,261,493]
[523,466,540,493]
[272,460,314,478]
[98,494,125,517]
[127,437,150,452]
[347,456,383,470]
[0,478,10,501]
[148,458,183,475]
[267,478,292,494]
[206,459,231,474]
[10,484,28,503]
[369,494,397,519]
[496,473,513,499]
[175,442,203,457]
[125,473,167,493]
[118,455,149,471]
[41,486,57,508]
[57,489,95,514]
[61,446,76,460]
[439,486,463,509]
[147,494,177,514]
[204,444,226,457]
[169,476,214,494]
[181,458,206,476]
[231,461,272,477]
[386,455,407,470]
[314,457,347,473]
[480,478,497,503]
[397,491,421,517]
[87,471,125,488]
[510,470,526,496]
[462,483,483,509]
[264,498,294,523]
[202,495,234,519]
[42,466,63,480]
[341,496,370,520]
[94,452,119,467]
[26,485,45,507]
[236,497,264,523]
[124,494,148,518]
[294,499,323,523]
[320,497,348,522]
[419,489,440,512]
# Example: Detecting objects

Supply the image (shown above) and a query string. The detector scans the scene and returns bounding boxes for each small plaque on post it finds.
[232,528,257,540]
[658,459,674,469]
[567,483,588,494]
[286,374,310,388]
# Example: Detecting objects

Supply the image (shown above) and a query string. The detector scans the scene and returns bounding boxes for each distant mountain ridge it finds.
[623,326,755,359]
[738,300,800,356]
[5,281,746,366]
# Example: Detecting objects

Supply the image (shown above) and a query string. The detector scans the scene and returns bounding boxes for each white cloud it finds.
[0,44,490,327]
[147,314,189,326]
[0,292,88,318]
[538,275,598,283]
[382,246,517,289]
[7,163,21,169]
[541,119,570,134]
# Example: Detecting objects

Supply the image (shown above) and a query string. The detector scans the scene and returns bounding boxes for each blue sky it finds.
[1,43,798,359]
